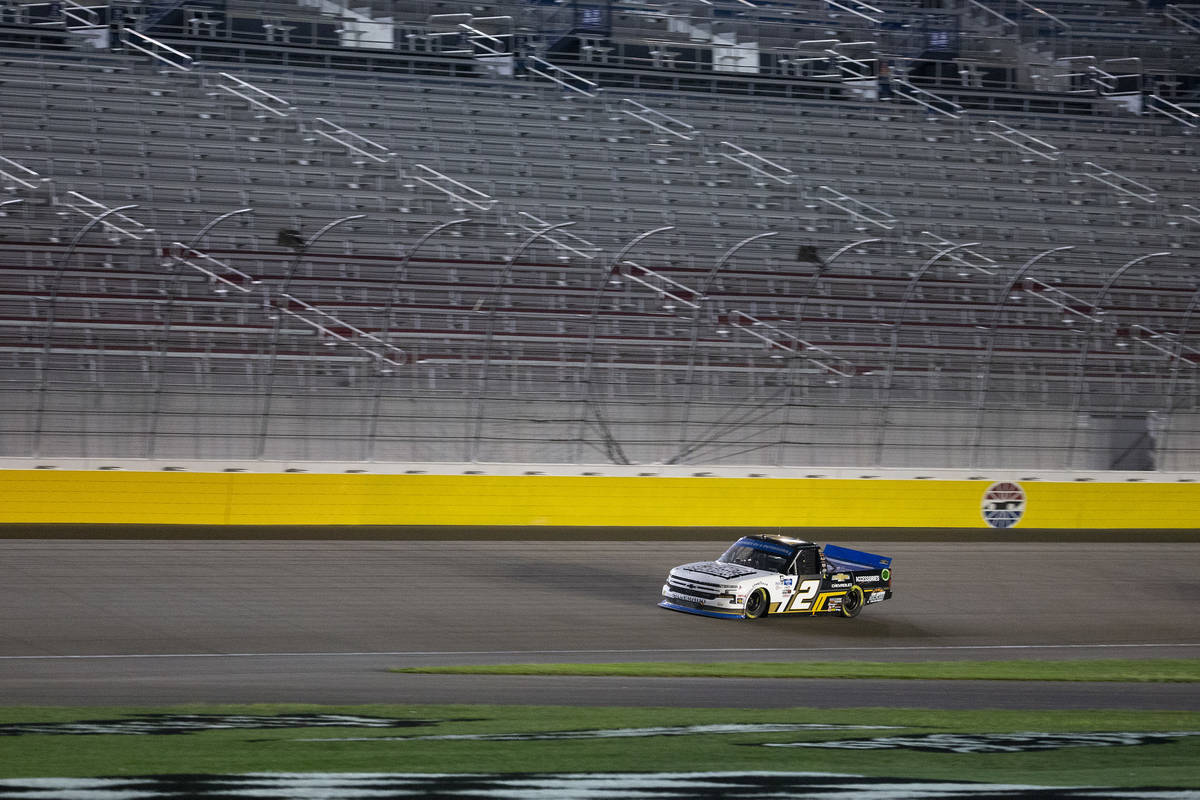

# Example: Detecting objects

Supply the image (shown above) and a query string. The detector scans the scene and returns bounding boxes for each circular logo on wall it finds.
[981,482,1025,528]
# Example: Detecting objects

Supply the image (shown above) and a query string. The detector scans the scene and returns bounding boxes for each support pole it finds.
[768,237,881,466]
[145,208,254,458]
[1063,252,1170,468]
[366,217,470,461]
[695,231,778,297]
[825,237,882,266]
[280,214,366,295]
[182,207,254,252]
[572,226,675,464]
[31,204,140,458]
[873,242,982,466]
[468,222,576,463]
[256,214,366,460]
[968,246,1074,468]
[1155,284,1200,468]
[669,232,778,465]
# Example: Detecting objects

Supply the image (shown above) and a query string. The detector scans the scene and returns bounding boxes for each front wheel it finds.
[840,585,865,618]
[744,588,769,619]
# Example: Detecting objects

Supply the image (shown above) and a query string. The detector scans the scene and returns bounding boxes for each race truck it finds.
[659,534,892,620]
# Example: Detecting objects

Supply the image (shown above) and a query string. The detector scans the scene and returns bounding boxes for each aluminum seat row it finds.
[2,49,1190,410]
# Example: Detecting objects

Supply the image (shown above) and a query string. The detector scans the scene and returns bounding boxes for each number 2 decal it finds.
[786,579,821,612]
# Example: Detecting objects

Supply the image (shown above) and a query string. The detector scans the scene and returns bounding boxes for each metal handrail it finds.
[1068,162,1158,204]
[276,293,406,365]
[815,186,896,231]
[60,0,99,28]
[1016,0,1071,32]
[717,141,795,185]
[967,0,1018,30]
[171,243,257,294]
[1147,95,1200,128]
[824,0,882,25]
[619,98,696,142]
[619,261,701,310]
[458,22,510,55]
[1164,4,1200,34]
[527,56,599,97]
[119,29,193,71]
[412,164,494,211]
[215,72,296,117]
[1173,204,1200,225]
[514,211,599,260]
[919,231,999,277]
[0,154,43,191]
[984,120,1061,161]
[893,78,964,118]
[1053,56,1100,95]
[728,310,857,377]
[312,117,395,163]
[60,191,153,240]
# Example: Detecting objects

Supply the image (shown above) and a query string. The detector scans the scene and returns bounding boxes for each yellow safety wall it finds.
[0,470,1197,527]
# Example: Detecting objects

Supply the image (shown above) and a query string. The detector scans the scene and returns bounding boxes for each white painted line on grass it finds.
[1,642,1198,660]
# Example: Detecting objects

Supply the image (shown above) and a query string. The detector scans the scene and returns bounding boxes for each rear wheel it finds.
[840,585,865,618]
[744,589,769,619]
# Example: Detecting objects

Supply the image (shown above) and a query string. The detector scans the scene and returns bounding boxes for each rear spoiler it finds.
[823,544,892,571]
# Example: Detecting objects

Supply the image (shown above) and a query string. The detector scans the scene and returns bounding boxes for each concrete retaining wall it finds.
[2,460,1196,528]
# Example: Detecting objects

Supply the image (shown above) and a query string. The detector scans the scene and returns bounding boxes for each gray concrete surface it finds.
[1,539,1198,707]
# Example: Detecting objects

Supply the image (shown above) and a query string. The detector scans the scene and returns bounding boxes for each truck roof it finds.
[747,533,814,548]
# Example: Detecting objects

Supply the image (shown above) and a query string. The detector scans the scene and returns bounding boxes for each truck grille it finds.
[667,578,720,600]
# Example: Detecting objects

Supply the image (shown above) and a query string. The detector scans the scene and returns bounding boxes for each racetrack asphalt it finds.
[1,537,1198,709]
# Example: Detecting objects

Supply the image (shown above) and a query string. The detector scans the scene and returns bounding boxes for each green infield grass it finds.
[389,658,1200,682]
[1,704,1199,787]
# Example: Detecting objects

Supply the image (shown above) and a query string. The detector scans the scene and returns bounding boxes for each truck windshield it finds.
[717,542,792,574]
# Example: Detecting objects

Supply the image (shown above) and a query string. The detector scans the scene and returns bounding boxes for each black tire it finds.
[744,588,769,620]
[841,585,864,618]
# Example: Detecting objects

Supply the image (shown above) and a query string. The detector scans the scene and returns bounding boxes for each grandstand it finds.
[0,0,1197,471]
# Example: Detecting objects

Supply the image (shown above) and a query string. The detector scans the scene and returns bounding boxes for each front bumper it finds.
[658,600,745,619]
[659,584,746,619]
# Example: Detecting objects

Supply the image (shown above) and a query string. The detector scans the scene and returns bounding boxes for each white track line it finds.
[1,643,1198,660]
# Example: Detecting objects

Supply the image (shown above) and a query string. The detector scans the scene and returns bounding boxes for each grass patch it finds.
[389,658,1200,682]
[0,704,1198,787]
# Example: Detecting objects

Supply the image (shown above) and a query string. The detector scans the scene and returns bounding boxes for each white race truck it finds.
[660,533,893,620]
